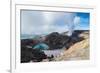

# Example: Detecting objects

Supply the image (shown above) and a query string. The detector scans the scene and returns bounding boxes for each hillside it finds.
[54,30,89,61]
[21,30,90,63]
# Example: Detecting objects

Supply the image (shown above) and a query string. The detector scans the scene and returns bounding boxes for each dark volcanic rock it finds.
[45,32,84,50]
[21,46,34,63]
[21,39,34,46]
[45,32,70,49]
[21,46,47,63]
[69,31,84,43]
[21,39,39,48]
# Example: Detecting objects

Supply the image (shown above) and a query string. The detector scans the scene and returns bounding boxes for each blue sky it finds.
[75,13,90,30]
[21,10,90,35]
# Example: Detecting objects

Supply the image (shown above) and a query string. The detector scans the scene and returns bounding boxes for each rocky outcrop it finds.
[21,46,47,63]
[21,39,37,47]
[45,32,70,49]
[45,31,84,50]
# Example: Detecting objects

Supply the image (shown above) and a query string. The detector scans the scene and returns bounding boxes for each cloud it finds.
[21,10,77,35]
[74,16,80,25]
[42,12,76,34]
[74,16,89,30]
[21,10,44,34]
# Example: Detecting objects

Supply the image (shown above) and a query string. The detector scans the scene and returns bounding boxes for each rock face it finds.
[21,39,37,47]
[21,46,47,63]
[45,31,84,50]
[45,32,70,49]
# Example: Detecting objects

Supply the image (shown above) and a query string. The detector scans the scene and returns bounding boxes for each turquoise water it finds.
[33,43,49,50]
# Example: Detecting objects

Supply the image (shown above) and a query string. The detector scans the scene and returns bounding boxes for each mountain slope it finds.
[54,31,89,61]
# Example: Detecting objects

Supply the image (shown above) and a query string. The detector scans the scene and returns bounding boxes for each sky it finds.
[21,10,90,35]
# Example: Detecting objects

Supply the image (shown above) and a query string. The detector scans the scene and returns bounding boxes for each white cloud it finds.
[21,11,77,35]
[42,12,76,34]
[74,16,80,25]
